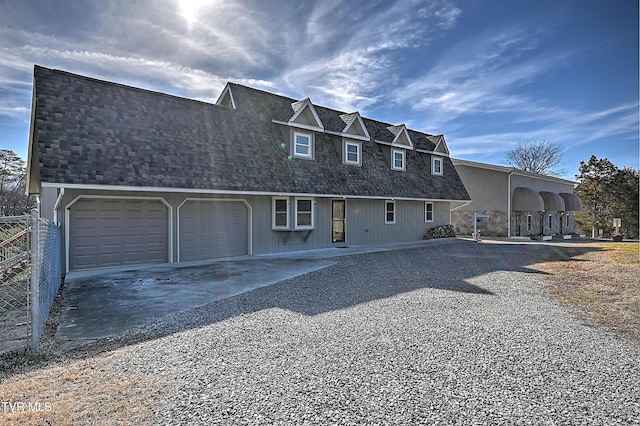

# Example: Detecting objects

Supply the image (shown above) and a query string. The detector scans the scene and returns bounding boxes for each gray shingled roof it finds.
[31,66,469,201]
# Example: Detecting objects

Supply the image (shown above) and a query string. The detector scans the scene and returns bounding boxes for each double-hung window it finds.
[344,140,361,165]
[272,197,289,230]
[425,202,434,222]
[385,200,396,224]
[392,149,405,171]
[432,156,443,175]
[294,131,312,158]
[295,198,314,229]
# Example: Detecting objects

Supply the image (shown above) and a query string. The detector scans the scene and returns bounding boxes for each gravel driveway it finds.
[83,240,638,425]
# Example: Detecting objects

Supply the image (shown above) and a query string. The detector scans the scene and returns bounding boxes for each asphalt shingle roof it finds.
[31,66,469,201]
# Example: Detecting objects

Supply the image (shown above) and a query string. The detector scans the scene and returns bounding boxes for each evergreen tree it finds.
[574,155,638,238]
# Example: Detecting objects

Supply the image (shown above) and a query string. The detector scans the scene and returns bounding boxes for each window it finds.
[272,197,289,230]
[548,214,553,230]
[392,149,405,171]
[344,140,361,165]
[294,131,312,158]
[385,200,396,224]
[432,156,443,175]
[425,202,433,222]
[526,214,532,232]
[295,198,314,229]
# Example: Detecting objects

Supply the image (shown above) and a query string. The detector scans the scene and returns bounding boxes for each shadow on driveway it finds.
[55,238,602,352]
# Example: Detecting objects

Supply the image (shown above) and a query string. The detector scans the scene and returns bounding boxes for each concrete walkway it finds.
[56,239,459,348]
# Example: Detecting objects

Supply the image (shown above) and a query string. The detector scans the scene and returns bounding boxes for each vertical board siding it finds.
[57,189,454,268]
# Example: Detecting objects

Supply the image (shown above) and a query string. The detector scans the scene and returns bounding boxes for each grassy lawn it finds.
[534,241,640,347]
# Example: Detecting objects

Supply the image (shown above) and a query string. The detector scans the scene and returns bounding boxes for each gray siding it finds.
[47,188,452,272]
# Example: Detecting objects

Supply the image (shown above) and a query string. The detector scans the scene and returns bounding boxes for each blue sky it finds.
[0,0,638,180]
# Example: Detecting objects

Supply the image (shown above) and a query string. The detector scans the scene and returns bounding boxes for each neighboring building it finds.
[26,66,469,273]
[450,158,583,238]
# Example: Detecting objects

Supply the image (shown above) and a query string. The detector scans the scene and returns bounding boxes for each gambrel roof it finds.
[28,66,469,201]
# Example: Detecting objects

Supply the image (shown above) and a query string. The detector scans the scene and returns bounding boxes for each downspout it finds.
[507,170,515,238]
[53,188,65,225]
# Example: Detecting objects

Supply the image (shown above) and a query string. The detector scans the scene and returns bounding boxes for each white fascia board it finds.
[416,148,450,157]
[325,129,370,142]
[215,83,236,109]
[272,119,323,133]
[42,182,466,202]
[450,158,577,184]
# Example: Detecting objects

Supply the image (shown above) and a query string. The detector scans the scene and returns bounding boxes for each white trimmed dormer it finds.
[215,83,236,109]
[431,134,450,156]
[340,112,370,166]
[387,124,412,171]
[388,124,413,149]
[340,112,370,141]
[288,98,324,132]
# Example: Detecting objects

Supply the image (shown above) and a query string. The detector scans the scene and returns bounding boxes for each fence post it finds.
[30,209,40,353]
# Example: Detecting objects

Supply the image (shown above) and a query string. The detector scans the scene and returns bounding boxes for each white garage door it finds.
[179,200,249,262]
[68,198,169,271]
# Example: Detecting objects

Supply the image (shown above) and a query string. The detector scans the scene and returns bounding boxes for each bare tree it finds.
[0,149,34,216]
[504,140,566,177]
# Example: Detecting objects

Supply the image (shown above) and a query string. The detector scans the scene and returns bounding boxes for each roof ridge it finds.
[34,65,222,109]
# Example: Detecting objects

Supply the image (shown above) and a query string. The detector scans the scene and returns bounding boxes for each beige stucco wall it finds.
[452,160,579,237]
[453,164,508,211]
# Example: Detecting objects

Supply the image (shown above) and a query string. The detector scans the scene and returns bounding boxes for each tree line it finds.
[574,155,639,239]
[505,142,638,240]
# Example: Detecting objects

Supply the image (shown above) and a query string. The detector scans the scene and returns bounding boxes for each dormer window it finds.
[344,140,361,165]
[392,149,405,171]
[294,131,313,158]
[432,156,443,175]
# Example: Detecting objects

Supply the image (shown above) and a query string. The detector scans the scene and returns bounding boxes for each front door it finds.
[332,200,346,243]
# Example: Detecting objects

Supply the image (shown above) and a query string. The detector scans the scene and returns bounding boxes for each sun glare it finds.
[177,0,210,25]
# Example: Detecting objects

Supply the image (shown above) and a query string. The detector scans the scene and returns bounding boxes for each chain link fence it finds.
[0,215,31,353]
[0,211,62,354]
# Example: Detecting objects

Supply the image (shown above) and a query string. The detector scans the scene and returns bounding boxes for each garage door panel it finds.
[179,201,248,262]
[69,198,169,271]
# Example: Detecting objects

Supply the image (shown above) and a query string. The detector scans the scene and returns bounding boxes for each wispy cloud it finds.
[395,24,561,126]
[280,0,462,111]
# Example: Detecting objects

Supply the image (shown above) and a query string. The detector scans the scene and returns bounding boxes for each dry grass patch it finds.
[0,353,170,425]
[534,242,640,347]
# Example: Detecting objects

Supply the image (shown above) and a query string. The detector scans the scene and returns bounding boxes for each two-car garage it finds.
[66,196,250,272]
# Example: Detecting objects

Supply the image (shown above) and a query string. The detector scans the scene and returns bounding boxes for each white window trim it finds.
[526,214,532,232]
[293,130,313,158]
[392,149,405,171]
[425,202,434,222]
[548,214,553,230]
[294,197,315,230]
[432,156,443,176]
[385,200,396,224]
[344,140,361,165]
[272,196,290,230]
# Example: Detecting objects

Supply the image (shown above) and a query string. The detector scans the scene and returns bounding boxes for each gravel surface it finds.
[96,240,640,425]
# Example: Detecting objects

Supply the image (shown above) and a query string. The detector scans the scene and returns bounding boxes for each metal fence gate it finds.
[0,210,62,354]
